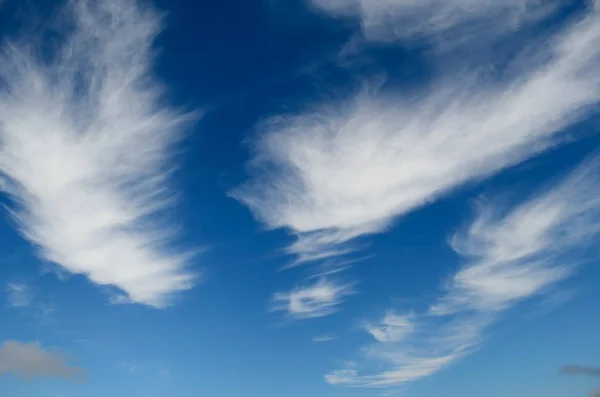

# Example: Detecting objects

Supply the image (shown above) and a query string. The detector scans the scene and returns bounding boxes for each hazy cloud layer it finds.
[0,0,195,307]
[0,340,83,380]
[326,157,600,387]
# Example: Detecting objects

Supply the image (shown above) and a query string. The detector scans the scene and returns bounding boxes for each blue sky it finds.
[1,0,600,396]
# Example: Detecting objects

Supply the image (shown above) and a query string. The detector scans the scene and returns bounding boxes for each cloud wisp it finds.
[5,283,33,308]
[313,335,339,342]
[325,157,600,387]
[0,340,83,380]
[233,2,600,265]
[272,279,355,320]
[365,311,415,343]
[0,0,195,307]
[308,0,560,44]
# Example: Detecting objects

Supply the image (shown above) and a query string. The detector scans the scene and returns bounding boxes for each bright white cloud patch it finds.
[5,283,33,308]
[326,157,600,387]
[0,0,195,307]
[309,0,558,43]
[0,340,83,380]
[272,279,354,319]
[233,2,600,264]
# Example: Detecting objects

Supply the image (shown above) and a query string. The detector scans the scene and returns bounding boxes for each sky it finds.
[0,0,599,396]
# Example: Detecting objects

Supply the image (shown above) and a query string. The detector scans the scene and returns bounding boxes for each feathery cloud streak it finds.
[0,340,83,380]
[233,3,600,264]
[326,157,600,387]
[0,0,195,307]
[309,0,559,43]
[272,279,354,319]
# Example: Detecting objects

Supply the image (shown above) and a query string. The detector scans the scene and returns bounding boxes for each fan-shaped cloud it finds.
[233,2,600,265]
[0,0,195,307]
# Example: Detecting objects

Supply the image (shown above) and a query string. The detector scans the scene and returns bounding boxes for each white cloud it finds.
[309,0,559,43]
[272,279,355,319]
[366,311,415,343]
[6,283,33,308]
[0,0,196,307]
[0,340,83,380]
[326,157,600,387]
[233,2,600,264]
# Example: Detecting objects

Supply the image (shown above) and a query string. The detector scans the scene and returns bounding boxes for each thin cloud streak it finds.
[313,335,338,342]
[0,0,196,307]
[233,2,600,264]
[326,157,600,387]
[272,279,355,320]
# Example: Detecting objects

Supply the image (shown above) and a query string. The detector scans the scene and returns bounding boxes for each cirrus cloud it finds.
[0,0,196,307]
[308,0,560,44]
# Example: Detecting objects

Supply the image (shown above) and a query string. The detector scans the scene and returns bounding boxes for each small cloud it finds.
[560,365,600,378]
[6,283,33,308]
[313,335,338,342]
[0,340,83,380]
[272,279,355,320]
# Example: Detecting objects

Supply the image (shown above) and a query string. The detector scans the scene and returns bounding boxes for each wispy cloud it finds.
[0,0,196,307]
[308,0,559,43]
[272,279,355,319]
[365,311,415,343]
[233,3,600,265]
[313,335,338,342]
[561,365,600,378]
[5,283,33,308]
[326,157,600,387]
[0,340,83,380]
